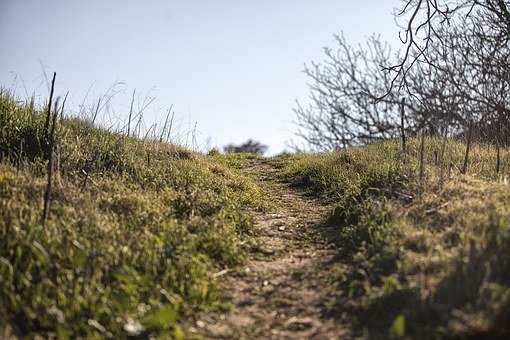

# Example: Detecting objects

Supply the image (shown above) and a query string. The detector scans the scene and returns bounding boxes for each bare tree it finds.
[404,4,510,142]
[295,1,510,150]
[389,0,510,95]
[294,35,414,150]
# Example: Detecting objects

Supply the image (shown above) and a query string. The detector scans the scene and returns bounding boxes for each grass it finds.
[3,86,510,339]
[279,138,510,339]
[0,90,264,338]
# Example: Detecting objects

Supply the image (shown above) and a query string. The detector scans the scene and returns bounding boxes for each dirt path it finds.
[191,159,349,339]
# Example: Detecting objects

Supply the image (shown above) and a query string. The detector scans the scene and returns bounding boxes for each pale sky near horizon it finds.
[0,0,401,154]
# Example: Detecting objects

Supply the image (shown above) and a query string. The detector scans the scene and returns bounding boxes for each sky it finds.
[0,0,401,154]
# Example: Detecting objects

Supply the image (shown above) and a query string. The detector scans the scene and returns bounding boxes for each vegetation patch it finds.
[280,138,510,339]
[0,91,263,338]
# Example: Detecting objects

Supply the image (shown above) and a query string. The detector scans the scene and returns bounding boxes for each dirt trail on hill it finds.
[191,159,348,339]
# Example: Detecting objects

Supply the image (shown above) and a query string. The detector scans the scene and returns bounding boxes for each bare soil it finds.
[190,159,349,339]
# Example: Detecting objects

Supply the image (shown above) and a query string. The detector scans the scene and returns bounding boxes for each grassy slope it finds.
[279,139,510,339]
[0,92,265,338]
[3,88,510,339]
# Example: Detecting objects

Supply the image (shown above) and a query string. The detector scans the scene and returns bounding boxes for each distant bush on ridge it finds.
[224,139,268,155]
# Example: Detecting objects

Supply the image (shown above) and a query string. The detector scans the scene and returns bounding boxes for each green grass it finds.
[4,86,510,339]
[279,138,510,339]
[207,151,262,170]
[0,91,264,338]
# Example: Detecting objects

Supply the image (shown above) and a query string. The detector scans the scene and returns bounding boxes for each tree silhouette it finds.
[223,139,268,155]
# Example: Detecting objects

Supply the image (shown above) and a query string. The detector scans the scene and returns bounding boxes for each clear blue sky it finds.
[0,0,400,154]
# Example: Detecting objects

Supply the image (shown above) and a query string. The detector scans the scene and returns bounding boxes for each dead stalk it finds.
[192,121,198,150]
[56,93,68,185]
[439,125,449,185]
[59,91,68,121]
[496,140,501,174]
[28,94,35,121]
[461,122,473,174]
[160,105,173,142]
[419,132,426,183]
[400,97,406,154]
[42,97,61,226]
[127,89,136,136]
[92,98,101,124]
[135,114,143,138]
[144,123,156,140]
[166,110,175,143]
[43,72,56,143]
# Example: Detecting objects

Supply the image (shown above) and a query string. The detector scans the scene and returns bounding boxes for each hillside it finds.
[0,92,265,338]
[1,92,510,339]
